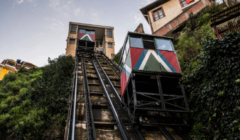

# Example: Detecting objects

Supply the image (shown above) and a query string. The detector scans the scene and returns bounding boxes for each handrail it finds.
[64,56,78,140]
[71,56,78,140]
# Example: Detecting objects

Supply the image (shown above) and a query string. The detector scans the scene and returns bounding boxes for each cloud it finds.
[49,0,60,9]
[16,0,24,4]
[141,0,155,5]
[90,12,100,21]
[45,17,64,32]
[49,0,75,17]
[134,14,142,24]
[14,0,37,5]
[75,8,84,17]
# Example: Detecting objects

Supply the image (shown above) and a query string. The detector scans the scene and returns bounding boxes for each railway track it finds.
[65,52,191,140]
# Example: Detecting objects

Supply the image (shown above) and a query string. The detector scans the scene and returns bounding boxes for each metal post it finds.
[157,75,166,110]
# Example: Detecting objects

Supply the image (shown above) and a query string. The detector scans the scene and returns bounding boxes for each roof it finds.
[128,31,174,40]
[140,0,169,22]
[70,22,114,29]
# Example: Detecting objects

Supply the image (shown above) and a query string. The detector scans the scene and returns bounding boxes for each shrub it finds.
[3,73,17,82]
[186,33,240,139]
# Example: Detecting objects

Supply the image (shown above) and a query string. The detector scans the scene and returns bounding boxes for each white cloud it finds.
[14,0,37,5]
[141,0,155,5]
[134,14,142,24]
[45,17,64,32]
[16,0,24,4]
[49,0,60,9]
[49,0,75,17]
[90,12,100,21]
[75,8,84,17]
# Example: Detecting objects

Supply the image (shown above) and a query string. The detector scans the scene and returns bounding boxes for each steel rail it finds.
[95,56,145,140]
[71,55,79,140]
[98,56,120,78]
[82,54,97,140]
[92,57,129,140]
[95,57,122,102]
[101,52,121,72]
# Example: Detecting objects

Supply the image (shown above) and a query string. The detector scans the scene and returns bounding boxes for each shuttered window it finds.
[108,42,113,48]
[70,25,77,33]
[69,39,75,44]
[153,8,165,21]
[106,29,113,37]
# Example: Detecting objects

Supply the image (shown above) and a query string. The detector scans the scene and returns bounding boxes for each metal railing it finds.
[64,55,78,140]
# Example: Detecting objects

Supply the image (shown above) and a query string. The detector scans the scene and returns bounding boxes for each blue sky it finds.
[0,0,154,67]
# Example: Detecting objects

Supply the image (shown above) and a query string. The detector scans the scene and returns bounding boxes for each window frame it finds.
[106,29,113,38]
[154,38,175,51]
[69,38,75,44]
[179,0,195,8]
[152,7,165,22]
[70,25,77,33]
[108,42,113,48]
[129,37,144,49]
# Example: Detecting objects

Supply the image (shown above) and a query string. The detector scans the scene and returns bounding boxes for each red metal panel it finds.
[130,47,144,69]
[159,50,181,73]
[90,34,95,42]
[79,33,85,38]
[121,71,127,97]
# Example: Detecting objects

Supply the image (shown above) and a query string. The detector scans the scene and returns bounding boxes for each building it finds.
[65,22,115,59]
[140,0,211,36]
[0,59,37,80]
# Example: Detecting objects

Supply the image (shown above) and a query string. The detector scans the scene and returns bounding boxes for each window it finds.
[179,0,194,7]
[70,25,77,33]
[90,31,95,35]
[79,29,85,33]
[153,8,165,21]
[130,37,143,48]
[69,39,75,44]
[156,39,173,51]
[108,42,113,48]
[143,41,155,50]
[79,29,95,35]
[106,29,113,37]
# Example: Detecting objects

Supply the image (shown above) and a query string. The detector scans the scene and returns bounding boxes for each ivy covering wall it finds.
[0,55,75,139]
[186,33,240,139]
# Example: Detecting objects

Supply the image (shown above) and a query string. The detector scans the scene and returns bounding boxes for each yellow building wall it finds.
[66,24,78,57]
[0,67,9,80]
[105,29,115,59]
[66,37,77,57]
[148,0,200,32]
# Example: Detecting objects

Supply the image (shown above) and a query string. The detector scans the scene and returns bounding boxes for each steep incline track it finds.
[65,52,191,140]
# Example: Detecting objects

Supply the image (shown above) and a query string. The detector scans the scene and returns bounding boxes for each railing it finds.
[211,2,240,26]
[64,55,78,140]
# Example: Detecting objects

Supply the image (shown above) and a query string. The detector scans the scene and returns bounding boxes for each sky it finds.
[0,0,155,67]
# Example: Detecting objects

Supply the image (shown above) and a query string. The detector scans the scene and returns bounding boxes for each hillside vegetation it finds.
[0,55,75,139]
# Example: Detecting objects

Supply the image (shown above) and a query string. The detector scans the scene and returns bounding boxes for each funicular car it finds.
[78,29,96,52]
[120,32,190,126]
